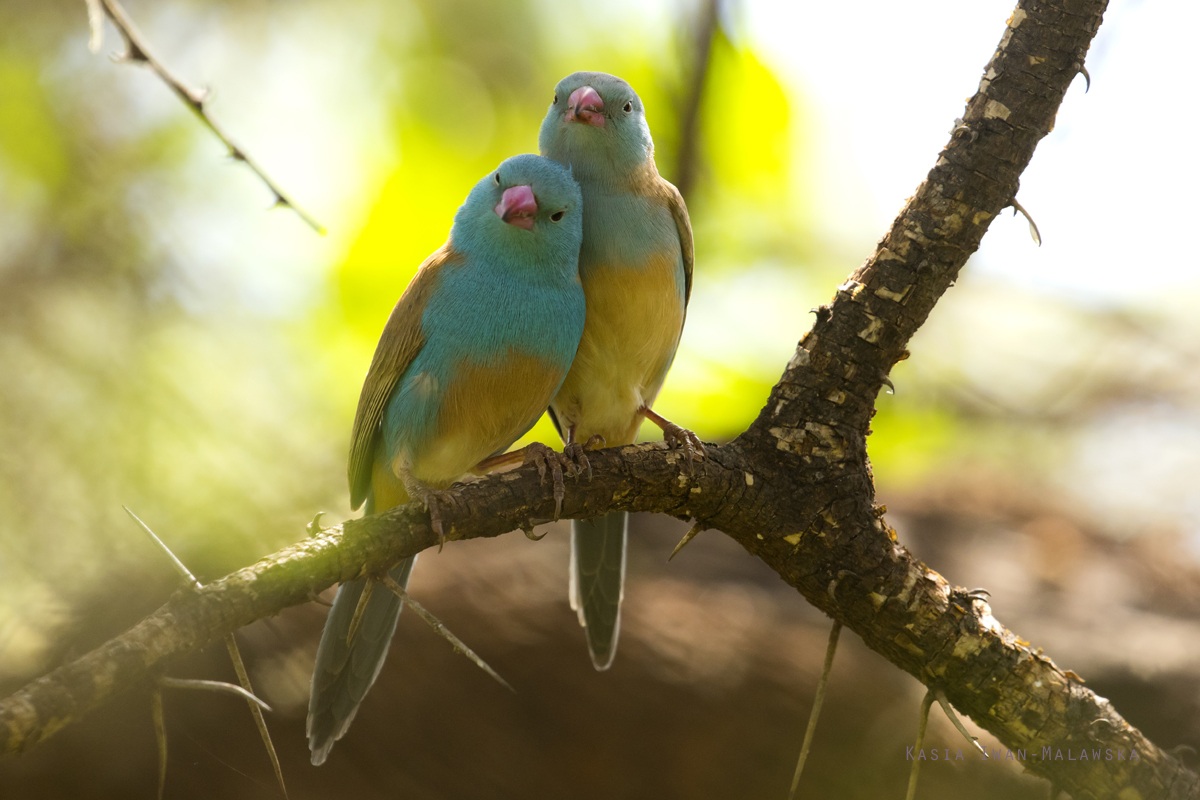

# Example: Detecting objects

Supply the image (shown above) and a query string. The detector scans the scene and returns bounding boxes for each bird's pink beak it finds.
[495,184,537,230]
[564,86,605,128]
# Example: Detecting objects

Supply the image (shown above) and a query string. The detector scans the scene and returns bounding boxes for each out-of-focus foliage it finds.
[0,0,814,692]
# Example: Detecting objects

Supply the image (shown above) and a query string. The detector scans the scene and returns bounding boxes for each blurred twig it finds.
[87,0,325,234]
[158,677,272,711]
[672,0,720,201]
[126,508,288,798]
[150,687,167,800]
[225,635,288,799]
[381,575,514,692]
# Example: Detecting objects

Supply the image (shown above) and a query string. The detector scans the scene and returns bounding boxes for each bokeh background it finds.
[2,0,1199,797]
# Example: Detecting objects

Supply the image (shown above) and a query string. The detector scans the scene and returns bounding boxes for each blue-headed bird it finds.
[539,72,705,671]
[307,154,586,764]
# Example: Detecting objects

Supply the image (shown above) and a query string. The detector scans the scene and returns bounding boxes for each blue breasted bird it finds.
[539,72,705,671]
[307,154,586,764]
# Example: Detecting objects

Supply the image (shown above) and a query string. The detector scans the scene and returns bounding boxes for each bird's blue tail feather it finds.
[307,555,416,765]
[570,511,627,670]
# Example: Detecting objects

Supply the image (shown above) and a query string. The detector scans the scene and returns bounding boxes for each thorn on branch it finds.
[1008,198,1042,246]
[124,506,201,589]
[158,677,272,712]
[306,511,328,537]
[880,372,895,395]
[668,522,705,561]
[934,689,986,756]
[1072,61,1091,93]
[905,690,936,800]
[380,575,514,692]
[127,505,285,793]
[521,523,547,541]
[788,620,841,799]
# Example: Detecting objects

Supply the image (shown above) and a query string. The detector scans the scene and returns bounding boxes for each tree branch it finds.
[7,0,1195,797]
[0,441,740,752]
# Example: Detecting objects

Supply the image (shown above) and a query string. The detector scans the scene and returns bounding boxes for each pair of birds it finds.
[307,71,703,765]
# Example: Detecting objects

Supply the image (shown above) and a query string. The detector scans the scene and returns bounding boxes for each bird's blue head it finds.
[538,72,654,185]
[451,154,583,274]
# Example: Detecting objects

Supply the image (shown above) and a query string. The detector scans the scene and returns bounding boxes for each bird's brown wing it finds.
[656,177,694,308]
[347,244,460,509]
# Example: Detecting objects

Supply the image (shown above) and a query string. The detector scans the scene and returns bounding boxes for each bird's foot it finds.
[662,422,706,472]
[641,407,706,475]
[562,434,605,480]
[523,442,583,520]
[408,483,461,551]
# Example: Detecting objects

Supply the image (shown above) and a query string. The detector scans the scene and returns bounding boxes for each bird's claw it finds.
[661,423,707,475]
[523,442,578,520]
[413,486,461,551]
[563,434,605,480]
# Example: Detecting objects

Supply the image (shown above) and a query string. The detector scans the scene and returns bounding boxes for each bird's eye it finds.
[550,211,565,222]
[493,172,500,186]
[553,93,558,104]
[623,101,633,113]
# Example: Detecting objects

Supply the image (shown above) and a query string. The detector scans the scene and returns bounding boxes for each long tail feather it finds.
[306,556,416,765]
[570,512,627,670]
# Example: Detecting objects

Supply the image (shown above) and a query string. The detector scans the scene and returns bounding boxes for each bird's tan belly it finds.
[552,256,684,446]
[396,352,562,488]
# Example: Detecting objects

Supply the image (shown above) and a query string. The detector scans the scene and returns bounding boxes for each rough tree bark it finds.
[4,0,1193,797]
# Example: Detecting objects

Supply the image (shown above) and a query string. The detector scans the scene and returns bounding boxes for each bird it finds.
[307,153,587,765]
[539,71,705,671]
